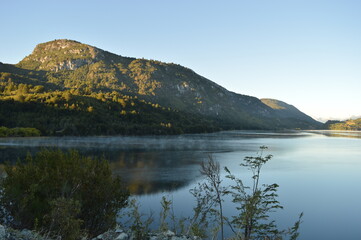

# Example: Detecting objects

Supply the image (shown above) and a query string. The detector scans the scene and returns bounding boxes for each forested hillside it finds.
[0,72,219,135]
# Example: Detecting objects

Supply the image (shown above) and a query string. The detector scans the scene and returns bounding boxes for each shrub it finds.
[0,149,129,239]
[44,197,83,240]
[225,146,302,239]
[0,126,41,137]
[189,146,303,240]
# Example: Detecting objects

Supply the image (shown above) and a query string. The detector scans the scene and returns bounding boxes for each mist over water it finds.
[1,130,361,239]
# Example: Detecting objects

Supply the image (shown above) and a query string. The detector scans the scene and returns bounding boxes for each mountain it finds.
[261,99,322,129]
[324,118,361,131]
[0,39,322,135]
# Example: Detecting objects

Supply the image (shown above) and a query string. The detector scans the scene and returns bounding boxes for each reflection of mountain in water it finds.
[307,130,361,139]
[109,150,204,195]
[0,146,206,195]
[0,131,316,195]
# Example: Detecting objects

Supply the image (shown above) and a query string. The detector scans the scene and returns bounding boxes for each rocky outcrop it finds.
[51,58,94,72]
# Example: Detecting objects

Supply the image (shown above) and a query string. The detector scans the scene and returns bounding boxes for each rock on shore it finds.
[92,227,200,240]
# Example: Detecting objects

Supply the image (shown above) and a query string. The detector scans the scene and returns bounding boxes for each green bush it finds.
[0,149,129,239]
[0,126,41,137]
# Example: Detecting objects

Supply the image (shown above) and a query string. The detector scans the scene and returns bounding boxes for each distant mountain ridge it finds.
[0,39,322,135]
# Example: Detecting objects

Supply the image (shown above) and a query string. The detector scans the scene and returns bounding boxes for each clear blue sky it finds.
[1,0,360,120]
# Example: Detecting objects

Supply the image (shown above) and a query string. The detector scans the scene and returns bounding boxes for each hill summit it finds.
[0,39,322,135]
[17,39,111,71]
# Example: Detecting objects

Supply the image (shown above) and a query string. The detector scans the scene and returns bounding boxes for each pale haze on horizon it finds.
[1,0,360,121]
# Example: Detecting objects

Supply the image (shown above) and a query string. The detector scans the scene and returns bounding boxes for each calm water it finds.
[0,130,361,239]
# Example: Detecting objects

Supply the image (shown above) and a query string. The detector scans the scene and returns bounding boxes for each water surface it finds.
[0,130,360,239]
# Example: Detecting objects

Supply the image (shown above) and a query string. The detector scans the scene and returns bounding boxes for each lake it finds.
[0,130,360,239]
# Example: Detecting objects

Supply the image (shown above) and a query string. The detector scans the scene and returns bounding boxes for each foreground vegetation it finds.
[0,150,129,239]
[0,148,302,239]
